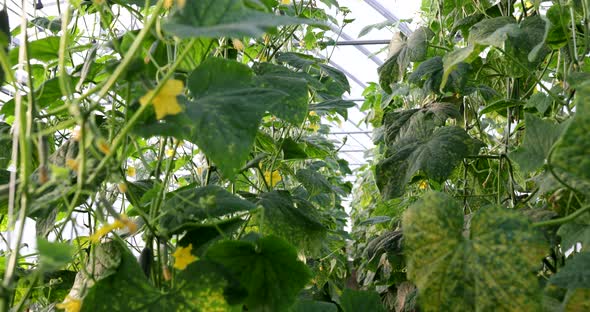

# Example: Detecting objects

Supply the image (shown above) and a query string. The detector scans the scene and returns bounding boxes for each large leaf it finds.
[408,56,471,94]
[340,289,386,312]
[205,235,311,311]
[295,168,335,196]
[380,103,460,146]
[309,99,355,120]
[178,218,246,256]
[257,191,326,251]
[160,185,256,235]
[557,217,590,252]
[253,62,309,124]
[81,241,162,311]
[468,16,519,47]
[376,126,478,199]
[136,58,286,179]
[402,192,546,311]
[442,16,547,87]
[276,52,350,95]
[290,300,337,312]
[9,36,62,64]
[552,81,590,195]
[549,252,590,289]
[378,27,434,93]
[510,114,569,174]
[37,238,74,272]
[163,0,307,38]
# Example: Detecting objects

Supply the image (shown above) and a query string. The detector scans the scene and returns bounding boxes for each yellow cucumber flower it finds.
[56,296,81,312]
[172,244,198,270]
[89,215,137,243]
[140,79,184,120]
[264,170,282,187]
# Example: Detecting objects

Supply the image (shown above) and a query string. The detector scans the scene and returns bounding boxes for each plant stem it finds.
[533,205,590,227]
[1,2,35,309]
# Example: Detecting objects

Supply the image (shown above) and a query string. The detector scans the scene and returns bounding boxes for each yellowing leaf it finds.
[281,0,291,4]
[140,79,184,120]
[264,170,282,187]
[172,244,198,270]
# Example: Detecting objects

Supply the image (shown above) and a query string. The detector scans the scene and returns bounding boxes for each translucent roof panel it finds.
[317,0,421,171]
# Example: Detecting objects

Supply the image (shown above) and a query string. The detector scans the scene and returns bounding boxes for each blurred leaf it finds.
[205,235,311,311]
[178,218,245,256]
[409,56,471,94]
[160,185,256,235]
[358,20,395,38]
[10,36,62,64]
[558,221,590,252]
[281,138,308,160]
[552,81,590,195]
[37,238,74,272]
[511,114,568,174]
[358,216,391,226]
[163,0,307,38]
[290,300,337,312]
[295,168,335,196]
[340,289,386,312]
[83,240,241,311]
[276,52,350,95]
[257,191,326,251]
[402,192,546,311]
[550,252,590,289]
[136,58,286,179]
[524,92,553,114]
[563,289,590,311]
[309,99,355,120]
[378,27,434,93]
[253,63,309,124]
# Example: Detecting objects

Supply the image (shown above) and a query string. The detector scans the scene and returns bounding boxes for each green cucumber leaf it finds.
[163,0,308,38]
[160,185,256,235]
[511,114,569,174]
[205,235,311,311]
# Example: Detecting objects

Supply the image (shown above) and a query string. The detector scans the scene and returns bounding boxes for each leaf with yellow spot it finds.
[402,191,547,311]
[140,79,184,120]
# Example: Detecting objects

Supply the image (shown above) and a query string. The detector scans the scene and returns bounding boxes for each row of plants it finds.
[350,0,590,310]
[0,0,387,311]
